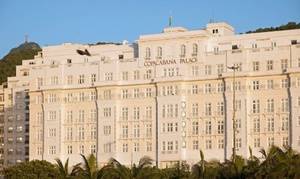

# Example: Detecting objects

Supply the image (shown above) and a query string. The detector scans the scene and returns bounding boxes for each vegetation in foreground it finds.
[2,145,300,179]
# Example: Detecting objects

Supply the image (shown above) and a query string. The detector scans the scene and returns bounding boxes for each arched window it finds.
[157,47,162,58]
[180,45,186,57]
[145,47,151,59]
[192,43,198,56]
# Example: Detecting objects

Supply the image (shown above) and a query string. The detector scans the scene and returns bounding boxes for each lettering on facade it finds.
[144,58,197,67]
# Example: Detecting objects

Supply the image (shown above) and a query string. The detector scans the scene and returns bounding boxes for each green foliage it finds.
[2,147,300,179]
[0,42,41,84]
[246,22,300,34]
[2,160,59,178]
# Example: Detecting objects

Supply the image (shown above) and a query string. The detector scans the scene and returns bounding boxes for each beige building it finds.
[2,22,300,168]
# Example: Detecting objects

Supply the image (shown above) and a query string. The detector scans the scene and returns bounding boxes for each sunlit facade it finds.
[1,22,300,167]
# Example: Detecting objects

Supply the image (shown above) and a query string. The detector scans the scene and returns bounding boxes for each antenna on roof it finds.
[168,11,173,27]
[25,34,29,43]
[209,9,215,23]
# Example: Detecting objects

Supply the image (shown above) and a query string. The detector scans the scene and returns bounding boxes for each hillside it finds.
[246,22,300,34]
[0,42,41,84]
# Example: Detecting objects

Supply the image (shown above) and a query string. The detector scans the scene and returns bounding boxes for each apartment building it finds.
[1,22,300,168]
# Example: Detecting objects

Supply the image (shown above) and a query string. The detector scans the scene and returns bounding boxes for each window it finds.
[267,60,273,71]
[205,103,212,116]
[192,121,199,135]
[105,72,113,81]
[37,78,43,87]
[51,76,59,85]
[103,107,111,117]
[49,128,56,137]
[122,125,128,138]
[118,55,124,60]
[133,107,140,120]
[78,110,85,122]
[252,100,260,113]
[252,43,257,49]
[268,137,274,147]
[217,64,224,74]
[180,45,186,57]
[205,120,212,134]
[253,118,260,133]
[103,90,111,100]
[66,111,73,123]
[104,125,111,135]
[217,120,224,134]
[192,66,199,76]
[267,117,274,132]
[146,88,152,97]
[281,79,288,88]
[217,83,224,92]
[66,127,72,141]
[254,138,260,148]
[167,141,173,151]
[78,127,85,140]
[145,106,152,118]
[122,143,128,152]
[121,107,128,120]
[134,70,140,80]
[236,138,242,149]
[79,75,85,84]
[217,102,224,115]
[91,126,96,140]
[103,143,112,153]
[145,47,151,59]
[193,140,199,150]
[214,47,219,54]
[253,61,260,71]
[146,124,152,137]
[133,88,140,98]
[49,146,56,155]
[281,59,288,71]
[157,47,162,58]
[252,80,260,90]
[281,98,289,112]
[218,139,224,149]
[67,145,72,154]
[282,137,289,146]
[49,111,57,120]
[91,74,96,83]
[134,142,139,152]
[90,145,96,154]
[145,69,152,79]
[205,140,212,149]
[267,99,274,112]
[133,124,140,138]
[90,91,96,101]
[205,83,212,93]
[192,44,198,56]
[146,142,152,151]
[122,71,129,81]
[67,76,73,85]
[298,58,300,67]
[205,65,212,75]
[192,103,199,117]
[267,80,274,89]
[281,117,289,131]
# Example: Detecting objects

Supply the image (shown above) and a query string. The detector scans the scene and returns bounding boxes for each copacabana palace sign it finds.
[144,57,197,67]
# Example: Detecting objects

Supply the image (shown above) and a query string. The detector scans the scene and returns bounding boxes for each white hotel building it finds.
[1,22,300,167]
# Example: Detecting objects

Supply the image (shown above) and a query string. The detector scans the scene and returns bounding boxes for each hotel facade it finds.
[1,22,300,167]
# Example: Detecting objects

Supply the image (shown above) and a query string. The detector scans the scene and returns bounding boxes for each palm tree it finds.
[101,156,165,179]
[72,154,99,179]
[55,158,80,178]
[241,147,260,179]
[190,150,205,179]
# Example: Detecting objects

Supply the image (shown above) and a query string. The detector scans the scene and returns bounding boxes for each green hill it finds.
[0,42,41,84]
[246,22,300,34]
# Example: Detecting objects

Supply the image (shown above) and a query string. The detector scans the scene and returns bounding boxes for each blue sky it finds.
[0,0,299,58]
